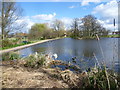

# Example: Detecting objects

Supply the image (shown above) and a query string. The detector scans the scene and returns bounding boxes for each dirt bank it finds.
[2,61,84,88]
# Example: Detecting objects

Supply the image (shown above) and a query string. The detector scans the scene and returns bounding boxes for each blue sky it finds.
[15,0,118,32]
[18,2,101,18]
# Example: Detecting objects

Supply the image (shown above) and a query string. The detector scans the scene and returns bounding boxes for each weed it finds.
[81,66,119,89]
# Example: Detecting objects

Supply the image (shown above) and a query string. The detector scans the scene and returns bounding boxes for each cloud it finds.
[92,0,118,31]
[92,0,118,19]
[61,17,73,30]
[81,0,104,6]
[69,5,76,8]
[98,19,118,31]
[49,17,73,30]
[15,17,35,33]
[14,13,56,33]
[32,13,56,21]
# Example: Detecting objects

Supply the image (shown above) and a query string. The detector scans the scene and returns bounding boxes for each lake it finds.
[18,38,120,72]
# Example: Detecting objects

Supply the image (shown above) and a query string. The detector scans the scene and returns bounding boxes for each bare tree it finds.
[71,18,80,37]
[81,15,105,37]
[52,19,64,31]
[0,1,25,39]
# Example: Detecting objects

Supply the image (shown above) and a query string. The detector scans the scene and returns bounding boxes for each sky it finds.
[15,0,118,33]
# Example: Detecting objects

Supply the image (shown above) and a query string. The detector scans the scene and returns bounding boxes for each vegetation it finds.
[70,15,110,39]
[70,18,80,38]
[28,23,50,40]
[28,23,66,40]
[0,38,31,50]
[2,52,120,89]
[82,66,119,89]
[2,52,20,61]
[0,2,118,50]
[1,1,119,89]
[105,34,120,38]
[1,13,118,50]
[52,19,64,31]
[1,2,26,40]
[24,53,47,68]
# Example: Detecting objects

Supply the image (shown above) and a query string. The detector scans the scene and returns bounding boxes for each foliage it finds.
[28,23,66,40]
[9,52,20,60]
[71,18,80,38]
[1,38,32,50]
[82,67,119,89]
[52,19,65,31]
[81,15,101,37]
[1,2,25,39]
[28,23,55,40]
[2,52,20,61]
[2,39,14,47]
[106,34,120,38]
[28,23,46,40]
[24,54,46,68]
[69,15,110,39]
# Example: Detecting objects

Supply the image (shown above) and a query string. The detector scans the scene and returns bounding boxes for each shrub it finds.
[2,52,20,61]
[2,39,13,47]
[9,52,20,60]
[82,66,119,89]
[24,53,46,68]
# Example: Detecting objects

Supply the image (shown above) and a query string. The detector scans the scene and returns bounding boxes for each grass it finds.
[2,51,20,61]
[0,42,31,50]
[0,39,42,50]
[82,66,119,89]
[101,34,120,38]
[70,34,120,40]
[0,37,62,50]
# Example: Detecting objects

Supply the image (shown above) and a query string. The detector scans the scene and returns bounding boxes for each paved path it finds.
[0,38,61,54]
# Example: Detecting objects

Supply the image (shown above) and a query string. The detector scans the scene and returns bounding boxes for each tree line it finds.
[28,15,110,40]
[28,22,65,40]
[0,2,110,40]
[70,15,110,39]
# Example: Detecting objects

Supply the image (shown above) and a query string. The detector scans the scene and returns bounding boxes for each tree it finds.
[51,19,65,37]
[71,18,80,38]
[28,23,50,40]
[0,2,25,39]
[81,15,104,38]
[52,19,64,31]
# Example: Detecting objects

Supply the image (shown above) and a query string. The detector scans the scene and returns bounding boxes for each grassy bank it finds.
[0,38,37,50]
[70,34,120,40]
[105,34,120,38]
[0,37,63,53]
[0,40,43,50]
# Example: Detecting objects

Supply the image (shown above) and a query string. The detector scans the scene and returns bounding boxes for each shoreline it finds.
[1,51,119,88]
[0,38,62,54]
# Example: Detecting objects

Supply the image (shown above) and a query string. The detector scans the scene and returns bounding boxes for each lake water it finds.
[18,38,120,72]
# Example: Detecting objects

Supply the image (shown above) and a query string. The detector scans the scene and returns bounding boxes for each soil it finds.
[1,60,85,88]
